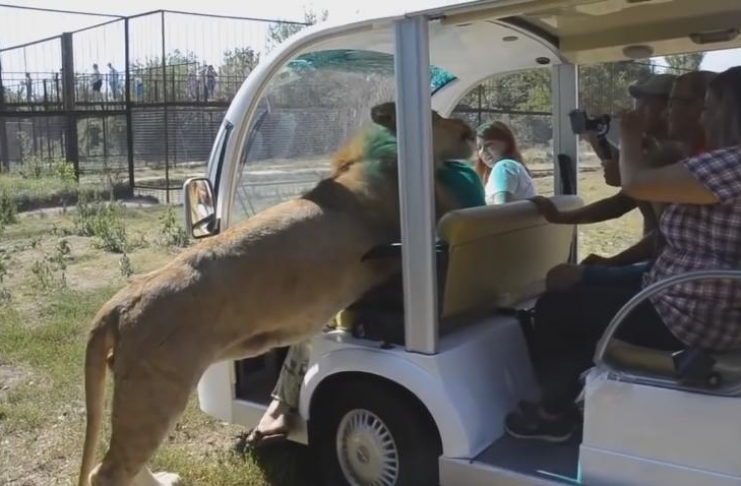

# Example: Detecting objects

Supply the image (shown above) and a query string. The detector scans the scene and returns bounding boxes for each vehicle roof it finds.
[393,0,741,63]
[269,0,739,112]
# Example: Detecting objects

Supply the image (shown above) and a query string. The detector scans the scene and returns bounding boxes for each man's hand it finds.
[529,196,561,223]
[581,253,612,266]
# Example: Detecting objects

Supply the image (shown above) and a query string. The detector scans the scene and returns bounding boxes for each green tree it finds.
[266,8,329,53]
[129,49,200,103]
[578,60,654,115]
[217,47,260,100]
[455,60,657,146]
[664,52,705,74]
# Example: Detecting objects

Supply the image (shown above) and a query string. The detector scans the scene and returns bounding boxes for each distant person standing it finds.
[200,65,208,101]
[186,67,198,100]
[91,64,103,100]
[206,65,217,100]
[53,71,61,103]
[24,73,33,103]
[107,63,119,99]
[134,74,144,101]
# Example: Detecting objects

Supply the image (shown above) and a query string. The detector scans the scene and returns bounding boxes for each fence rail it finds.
[0,7,309,202]
[1,4,700,208]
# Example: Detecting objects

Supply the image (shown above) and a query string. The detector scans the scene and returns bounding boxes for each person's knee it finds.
[546,263,585,291]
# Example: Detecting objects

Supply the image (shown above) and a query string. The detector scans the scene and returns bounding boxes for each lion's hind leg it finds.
[90,363,195,486]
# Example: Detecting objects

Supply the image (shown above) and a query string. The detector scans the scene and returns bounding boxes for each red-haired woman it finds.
[475,121,537,204]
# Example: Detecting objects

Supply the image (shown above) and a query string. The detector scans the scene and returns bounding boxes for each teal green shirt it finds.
[437,160,486,209]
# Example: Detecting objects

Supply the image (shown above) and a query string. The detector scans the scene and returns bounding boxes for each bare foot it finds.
[250,398,290,440]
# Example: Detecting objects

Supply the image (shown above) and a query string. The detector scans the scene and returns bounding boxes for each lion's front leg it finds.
[130,468,181,486]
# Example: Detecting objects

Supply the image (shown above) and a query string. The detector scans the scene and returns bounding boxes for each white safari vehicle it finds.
[183,0,741,484]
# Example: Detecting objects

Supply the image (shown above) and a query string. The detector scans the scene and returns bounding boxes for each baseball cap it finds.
[628,73,677,98]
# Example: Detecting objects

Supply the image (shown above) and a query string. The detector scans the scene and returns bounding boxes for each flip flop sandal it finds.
[243,427,289,450]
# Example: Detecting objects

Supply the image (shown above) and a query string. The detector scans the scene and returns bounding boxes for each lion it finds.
[78,102,476,486]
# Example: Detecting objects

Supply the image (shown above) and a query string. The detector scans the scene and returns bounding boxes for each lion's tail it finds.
[78,309,117,486]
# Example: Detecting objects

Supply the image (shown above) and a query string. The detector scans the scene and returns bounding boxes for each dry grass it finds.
[0,170,642,486]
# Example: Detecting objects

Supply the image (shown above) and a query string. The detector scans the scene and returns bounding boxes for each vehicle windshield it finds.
[285,49,457,94]
[229,49,457,224]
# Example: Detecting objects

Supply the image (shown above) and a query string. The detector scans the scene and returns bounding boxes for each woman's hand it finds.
[529,196,561,223]
[618,109,644,145]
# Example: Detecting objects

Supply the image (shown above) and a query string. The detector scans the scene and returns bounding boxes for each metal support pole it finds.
[394,16,438,355]
[124,18,135,194]
[477,84,483,126]
[61,32,79,180]
[161,11,170,204]
[551,63,579,262]
[0,56,9,172]
[551,63,579,195]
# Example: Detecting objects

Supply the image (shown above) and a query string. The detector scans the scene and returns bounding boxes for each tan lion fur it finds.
[78,102,476,486]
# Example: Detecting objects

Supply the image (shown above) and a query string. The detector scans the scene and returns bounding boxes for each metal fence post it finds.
[124,17,135,194]
[161,11,170,204]
[0,56,9,172]
[61,32,80,181]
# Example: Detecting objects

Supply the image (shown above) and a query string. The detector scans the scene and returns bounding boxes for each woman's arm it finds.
[530,192,636,224]
[492,191,514,204]
[618,110,719,204]
[486,160,522,205]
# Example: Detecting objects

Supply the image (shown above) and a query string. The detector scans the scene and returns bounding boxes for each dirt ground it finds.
[0,169,642,486]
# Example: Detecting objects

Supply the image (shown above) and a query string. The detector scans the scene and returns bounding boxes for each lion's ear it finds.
[371,101,396,133]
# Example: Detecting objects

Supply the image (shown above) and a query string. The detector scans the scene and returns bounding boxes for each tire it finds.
[310,378,441,486]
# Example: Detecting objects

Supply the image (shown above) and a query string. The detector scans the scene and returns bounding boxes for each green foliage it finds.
[53,159,77,184]
[266,8,328,53]
[72,191,130,253]
[455,60,666,147]
[579,61,655,115]
[0,287,10,305]
[220,47,260,85]
[458,60,658,118]
[119,252,133,278]
[664,53,705,74]
[12,132,76,183]
[460,69,551,113]
[130,49,200,101]
[0,191,18,225]
[159,204,190,248]
[31,239,72,291]
[0,247,10,284]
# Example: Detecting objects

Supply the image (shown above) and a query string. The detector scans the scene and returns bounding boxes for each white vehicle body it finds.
[186,1,741,484]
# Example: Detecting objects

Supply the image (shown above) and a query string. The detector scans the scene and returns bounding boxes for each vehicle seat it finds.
[437,195,583,318]
[604,340,741,392]
[341,195,584,345]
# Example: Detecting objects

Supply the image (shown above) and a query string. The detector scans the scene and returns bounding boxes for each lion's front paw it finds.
[153,472,182,486]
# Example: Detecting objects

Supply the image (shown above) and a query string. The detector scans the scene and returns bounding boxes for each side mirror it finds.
[183,177,218,238]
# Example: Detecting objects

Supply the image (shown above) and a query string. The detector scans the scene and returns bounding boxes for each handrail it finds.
[591,269,741,396]
[594,269,741,366]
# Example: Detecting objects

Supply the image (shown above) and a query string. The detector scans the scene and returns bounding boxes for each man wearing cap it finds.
[577,73,677,189]
[530,72,676,290]
[628,73,676,145]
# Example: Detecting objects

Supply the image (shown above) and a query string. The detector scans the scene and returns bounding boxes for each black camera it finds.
[569,109,611,136]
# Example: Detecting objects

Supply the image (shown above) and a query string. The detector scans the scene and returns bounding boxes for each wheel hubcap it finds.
[336,409,399,486]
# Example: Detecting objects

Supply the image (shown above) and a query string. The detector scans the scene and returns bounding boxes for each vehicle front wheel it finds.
[310,378,441,486]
